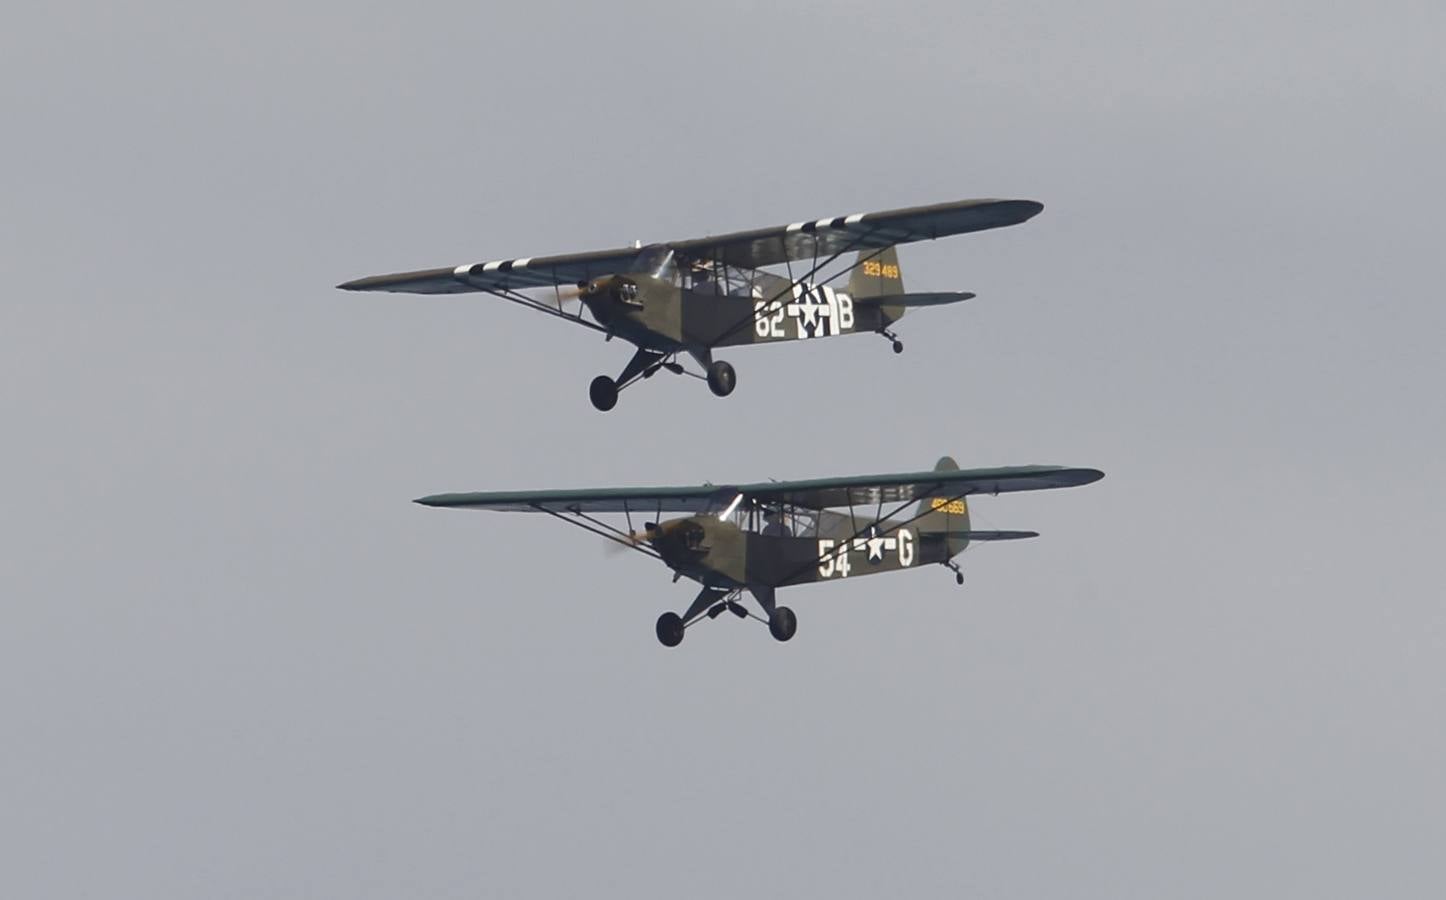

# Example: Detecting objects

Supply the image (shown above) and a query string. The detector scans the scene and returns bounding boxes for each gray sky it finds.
[4,1,1444,896]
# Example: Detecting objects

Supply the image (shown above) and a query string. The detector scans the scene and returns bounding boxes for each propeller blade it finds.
[604,538,637,557]
[550,284,585,306]
[605,526,655,555]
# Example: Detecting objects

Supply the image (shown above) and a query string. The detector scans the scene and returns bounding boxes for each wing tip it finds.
[1000,198,1045,223]
[1054,468,1105,489]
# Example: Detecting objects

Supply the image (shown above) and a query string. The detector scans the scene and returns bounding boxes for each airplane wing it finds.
[735,465,1101,510]
[337,198,1041,296]
[415,485,722,514]
[667,198,1042,269]
[337,246,656,294]
[416,465,1102,514]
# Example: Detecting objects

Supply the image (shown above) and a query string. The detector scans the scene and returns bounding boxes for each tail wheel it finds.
[768,606,797,642]
[589,375,618,411]
[706,360,736,397]
[656,612,685,647]
[891,340,904,354]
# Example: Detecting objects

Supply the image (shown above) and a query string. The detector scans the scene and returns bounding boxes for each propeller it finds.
[551,283,587,306]
[554,275,623,306]
[603,520,672,556]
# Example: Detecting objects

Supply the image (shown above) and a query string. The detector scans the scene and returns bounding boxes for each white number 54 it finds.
[817,539,851,577]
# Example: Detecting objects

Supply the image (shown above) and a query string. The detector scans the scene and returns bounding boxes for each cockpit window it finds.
[681,260,772,298]
[636,245,676,281]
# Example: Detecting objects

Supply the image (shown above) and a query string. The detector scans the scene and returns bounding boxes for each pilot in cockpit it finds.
[761,508,793,538]
[689,265,721,295]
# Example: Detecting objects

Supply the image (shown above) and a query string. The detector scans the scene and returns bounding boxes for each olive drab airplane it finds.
[339,198,1043,411]
[415,457,1103,647]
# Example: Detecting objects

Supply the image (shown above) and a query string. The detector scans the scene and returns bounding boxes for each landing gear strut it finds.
[591,349,734,410]
[654,585,796,646]
[879,328,904,354]
[945,560,964,586]
[751,583,796,642]
[590,348,661,412]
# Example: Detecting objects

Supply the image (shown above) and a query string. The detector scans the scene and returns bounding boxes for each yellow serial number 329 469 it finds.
[860,260,901,279]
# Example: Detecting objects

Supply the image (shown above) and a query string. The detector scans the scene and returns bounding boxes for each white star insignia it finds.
[787,288,832,335]
[853,525,897,564]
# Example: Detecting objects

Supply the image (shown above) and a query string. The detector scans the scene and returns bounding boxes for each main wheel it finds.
[768,606,797,642]
[706,360,736,397]
[589,375,618,411]
[656,612,685,647]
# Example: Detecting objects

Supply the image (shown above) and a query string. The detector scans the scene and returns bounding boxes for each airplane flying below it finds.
[416,457,1103,647]
[340,198,1043,411]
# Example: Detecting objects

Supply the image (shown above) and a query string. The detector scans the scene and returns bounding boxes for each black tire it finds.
[656,612,685,647]
[891,340,904,355]
[589,375,618,411]
[768,606,797,642]
[706,360,736,397]
[955,572,964,585]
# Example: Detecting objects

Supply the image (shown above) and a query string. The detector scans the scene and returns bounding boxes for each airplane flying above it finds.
[416,457,1103,647]
[339,198,1043,411]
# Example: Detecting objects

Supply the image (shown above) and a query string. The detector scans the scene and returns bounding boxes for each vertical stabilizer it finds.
[847,246,907,324]
[847,245,905,298]
[914,456,971,556]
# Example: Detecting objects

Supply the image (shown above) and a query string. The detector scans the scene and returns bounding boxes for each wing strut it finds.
[533,504,663,561]
[480,284,611,336]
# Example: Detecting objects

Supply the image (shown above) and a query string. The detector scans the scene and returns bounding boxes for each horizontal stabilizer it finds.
[944,530,1039,541]
[853,291,974,307]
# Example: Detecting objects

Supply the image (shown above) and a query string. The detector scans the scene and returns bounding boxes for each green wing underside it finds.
[415,465,1104,513]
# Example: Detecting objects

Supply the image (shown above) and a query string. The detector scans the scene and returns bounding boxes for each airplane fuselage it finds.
[649,514,956,590]
[583,274,896,354]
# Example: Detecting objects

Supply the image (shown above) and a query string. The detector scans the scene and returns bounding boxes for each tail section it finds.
[847,246,905,298]
[914,456,971,556]
[848,246,909,326]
